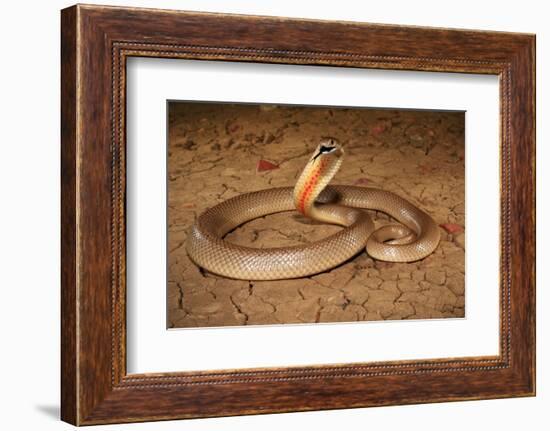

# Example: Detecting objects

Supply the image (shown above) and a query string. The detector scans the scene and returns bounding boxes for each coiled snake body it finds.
[187,138,440,280]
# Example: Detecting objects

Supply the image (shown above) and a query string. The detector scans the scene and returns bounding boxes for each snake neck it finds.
[293,154,342,218]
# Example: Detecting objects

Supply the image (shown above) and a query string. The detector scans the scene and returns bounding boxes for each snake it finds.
[186,138,440,280]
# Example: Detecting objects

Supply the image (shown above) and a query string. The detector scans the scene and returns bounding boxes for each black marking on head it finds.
[313,143,337,161]
[320,144,336,153]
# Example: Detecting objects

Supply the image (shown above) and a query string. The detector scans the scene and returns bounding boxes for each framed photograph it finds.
[61,4,535,425]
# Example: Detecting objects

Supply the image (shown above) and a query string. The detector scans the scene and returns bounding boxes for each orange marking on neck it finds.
[298,160,325,214]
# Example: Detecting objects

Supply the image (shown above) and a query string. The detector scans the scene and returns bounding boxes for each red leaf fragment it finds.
[354,177,370,185]
[371,119,392,136]
[418,163,438,174]
[439,223,464,234]
[371,123,386,136]
[225,120,241,134]
[257,159,279,172]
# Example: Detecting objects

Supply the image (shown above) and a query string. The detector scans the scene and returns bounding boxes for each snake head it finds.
[312,137,344,161]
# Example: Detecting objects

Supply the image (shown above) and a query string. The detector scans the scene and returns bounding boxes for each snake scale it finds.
[186,138,440,280]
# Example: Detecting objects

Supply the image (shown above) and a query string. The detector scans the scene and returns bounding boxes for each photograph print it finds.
[167,101,465,329]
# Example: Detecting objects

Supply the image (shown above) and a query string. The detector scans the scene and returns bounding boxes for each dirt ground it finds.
[167,102,465,328]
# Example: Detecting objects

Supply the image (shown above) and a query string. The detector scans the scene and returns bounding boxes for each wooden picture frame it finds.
[61,4,535,425]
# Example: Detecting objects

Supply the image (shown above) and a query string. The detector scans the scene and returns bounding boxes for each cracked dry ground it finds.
[167,102,465,328]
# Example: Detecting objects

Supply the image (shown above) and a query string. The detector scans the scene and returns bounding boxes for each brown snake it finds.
[186,138,440,280]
